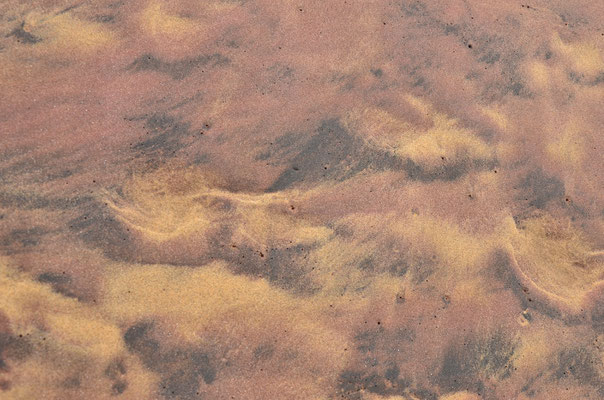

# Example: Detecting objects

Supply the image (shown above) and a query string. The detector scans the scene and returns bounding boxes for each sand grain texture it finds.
[0,1,603,399]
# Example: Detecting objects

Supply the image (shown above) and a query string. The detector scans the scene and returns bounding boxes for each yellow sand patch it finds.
[512,329,555,378]
[400,96,493,170]
[364,395,407,400]
[451,279,494,310]
[23,12,114,52]
[552,34,604,80]
[0,259,156,399]
[105,168,224,242]
[307,230,377,295]
[440,392,481,400]
[107,166,331,247]
[526,61,550,90]
[511,214,604,311]
[546,121,584,168]
[308,212,493,298]
[481,106,510,131]
[343,107,419,151]
[234,205,332,247]
[345,97,494,175]
[103,261,320,332]
[403,94,460,133]
[141,0,198,37]
[102,261,348,386]
[394,213,490,275]
[404,94,433,116]
[399,128,492,172]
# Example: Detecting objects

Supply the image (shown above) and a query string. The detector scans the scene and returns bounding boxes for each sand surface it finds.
[1,1,603,399]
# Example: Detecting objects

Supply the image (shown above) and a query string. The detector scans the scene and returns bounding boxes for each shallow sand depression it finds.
[0,1,603,399]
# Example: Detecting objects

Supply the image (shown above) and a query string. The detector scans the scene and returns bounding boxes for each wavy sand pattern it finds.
[1,1,603,399]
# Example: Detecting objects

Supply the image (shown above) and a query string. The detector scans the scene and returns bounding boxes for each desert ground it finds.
[0,1,603,399]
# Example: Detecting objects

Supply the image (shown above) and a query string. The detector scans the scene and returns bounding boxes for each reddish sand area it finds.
[0,1,603,399]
